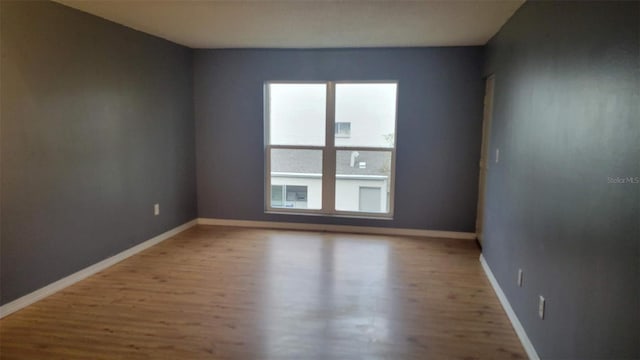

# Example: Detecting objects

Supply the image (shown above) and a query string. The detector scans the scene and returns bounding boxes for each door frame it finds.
[476,74,495,244]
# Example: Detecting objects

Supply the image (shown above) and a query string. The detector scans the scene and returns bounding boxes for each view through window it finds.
[265,82,397,216]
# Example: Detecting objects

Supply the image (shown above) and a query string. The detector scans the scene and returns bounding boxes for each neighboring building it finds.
[271,141,391,213]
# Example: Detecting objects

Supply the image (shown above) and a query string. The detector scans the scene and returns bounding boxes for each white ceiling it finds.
[55,0,524,49]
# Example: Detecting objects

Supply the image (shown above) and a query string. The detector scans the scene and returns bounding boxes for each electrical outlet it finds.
[517,269,523,287]
[495,148,500,163]
[538,296,545,319]
[154,203,160,216]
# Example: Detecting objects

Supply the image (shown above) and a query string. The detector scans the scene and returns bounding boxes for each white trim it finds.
[479,254,540,360]
[197,218,476,240]
[336,174,388,180]
[271,172,388,181]
[0,219,198,319]
[271,172,323,179]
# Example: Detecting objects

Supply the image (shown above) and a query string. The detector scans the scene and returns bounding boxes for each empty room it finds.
[0,0,638,359]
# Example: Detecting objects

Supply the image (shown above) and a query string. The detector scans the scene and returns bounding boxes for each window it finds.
[265,81,397,217]
[271,185,308,209]
[335,122,351,138]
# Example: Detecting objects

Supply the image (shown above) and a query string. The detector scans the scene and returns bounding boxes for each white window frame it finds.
[264,80,398,219]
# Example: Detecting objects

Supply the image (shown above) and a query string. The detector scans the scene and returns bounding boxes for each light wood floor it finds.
[0,225,525,359]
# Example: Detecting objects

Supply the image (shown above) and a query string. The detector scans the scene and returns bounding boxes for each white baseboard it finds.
[480,254,539,360]
[0,219,198,319]
[197,218,476,240]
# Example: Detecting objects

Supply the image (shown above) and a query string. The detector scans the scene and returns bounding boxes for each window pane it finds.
[268,84,326,146]
[335,83,397,148]
[270,148,322,209]
[335,150,392,213]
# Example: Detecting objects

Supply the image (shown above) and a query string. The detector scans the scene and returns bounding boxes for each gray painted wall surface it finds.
[483,1,639,358]
[0,1,197,305]
[194,48,484,231]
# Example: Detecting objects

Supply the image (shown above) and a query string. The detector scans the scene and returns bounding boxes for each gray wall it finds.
[482,1,639,358]
[194,48,484,231]
[0,1,197,305]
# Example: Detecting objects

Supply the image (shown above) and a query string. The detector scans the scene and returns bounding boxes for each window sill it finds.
[265,210,394,221]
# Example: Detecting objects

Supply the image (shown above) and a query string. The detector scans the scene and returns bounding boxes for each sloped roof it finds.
[271,149,390,177]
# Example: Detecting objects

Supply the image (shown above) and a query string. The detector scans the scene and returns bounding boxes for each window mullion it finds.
[322,82,337,214]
